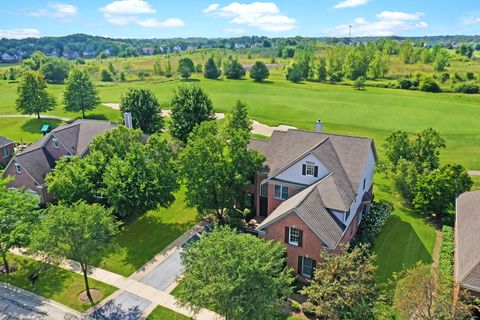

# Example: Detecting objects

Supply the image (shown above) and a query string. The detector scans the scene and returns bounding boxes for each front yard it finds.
[147,305,192,320]
[99,187,199,276]
[373,174,437,285]
[0,254,116,312]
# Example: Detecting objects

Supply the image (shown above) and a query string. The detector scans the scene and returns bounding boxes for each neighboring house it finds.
[0,137,14,165]
[3,119,117,203]
[455,191,480,296]
[248,122,377,278]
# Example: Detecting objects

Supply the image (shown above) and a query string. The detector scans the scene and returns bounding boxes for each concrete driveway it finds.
[91,292,150,320]
[139,250,183,292]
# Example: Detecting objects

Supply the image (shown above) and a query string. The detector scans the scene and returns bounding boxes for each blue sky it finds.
[1,0,479,39]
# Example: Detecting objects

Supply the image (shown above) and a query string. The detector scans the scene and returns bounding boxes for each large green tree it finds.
[249,61,270,82]
[63,67,99,118]
[170,85,215,143]
[176,226,294,320]
[39,58,71,84]
[224,59,246,79]
[203,56,221,79]
[16,70,56,119]
[31,202,118,304]
[177,57,195,79]
[300,244,378,320]
[120,88,163,134]
[179,102,264,219]
[103,134,178,217]
[0,178,39,275]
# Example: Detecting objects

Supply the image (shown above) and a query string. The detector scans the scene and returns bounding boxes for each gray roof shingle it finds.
[0,136,13,148]
[456,190,480,290]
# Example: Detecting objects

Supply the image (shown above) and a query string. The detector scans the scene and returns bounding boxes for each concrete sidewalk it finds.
[0,282,87,319]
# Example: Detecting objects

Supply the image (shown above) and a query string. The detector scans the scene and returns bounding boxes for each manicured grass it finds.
[373,174,437,285]
[99,187,199,276]
[472,176,480,191]
[0,118,64,143]
[0,254,116,312]
[146,306,191,320]
[1,75,480,168]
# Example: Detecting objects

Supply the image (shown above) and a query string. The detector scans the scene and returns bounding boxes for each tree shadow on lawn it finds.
[84,114,109,120]
[374,214,433,288]
[100,215,198,276]
[20,118,63,135]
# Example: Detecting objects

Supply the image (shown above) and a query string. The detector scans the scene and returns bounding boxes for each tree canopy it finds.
[170,85,215,143]
[120,88,163,134]
[63,67,99,118]
[176,226,294,320]
[31,202,118,303]
[16,70,56,119]
[177,57,195,79]
[203,56,221,79]
[224,59,246,79]
[249,61,270,81]
[39,58,71,84]
[0,178,39,275]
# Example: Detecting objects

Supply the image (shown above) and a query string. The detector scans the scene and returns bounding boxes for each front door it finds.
[259,196,268,217]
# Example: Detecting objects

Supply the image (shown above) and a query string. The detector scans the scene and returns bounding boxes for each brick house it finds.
[0,136,14,166]
[3,119,117,203]
[247,125,377,278]
[455,190,480,296]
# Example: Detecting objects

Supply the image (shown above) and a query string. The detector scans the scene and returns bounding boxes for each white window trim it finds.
[301,256,314,278]
[52,138,59,149]
[15,163,21,173]
[274,185,289,200]
[3,147,9,158]
[260,183,268,197]
[305,161,315,177]
[288,227,300,246]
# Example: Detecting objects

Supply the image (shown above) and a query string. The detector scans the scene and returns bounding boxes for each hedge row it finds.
[356,200,394,245]
[438,225,455,284]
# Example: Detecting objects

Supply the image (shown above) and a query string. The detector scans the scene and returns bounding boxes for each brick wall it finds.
[0,144,14,165]
[267,183,302,214]
[44,136,71,160]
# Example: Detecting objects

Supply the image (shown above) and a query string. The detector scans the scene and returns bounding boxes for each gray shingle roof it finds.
[7,120,116,185]
[456,190,480,290]
[253,129,375,249]
[0,136,13,148]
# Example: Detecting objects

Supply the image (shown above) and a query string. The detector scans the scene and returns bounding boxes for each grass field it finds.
[99,187,199,276]
[373,174,437,285]
[1,73,479,168]
[0,254,116,312]
[146,306,192,320]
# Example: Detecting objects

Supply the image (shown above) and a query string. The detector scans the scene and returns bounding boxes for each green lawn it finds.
[99,187,199,276]
[146,306,191,320]
[0,254,116,312]
[1,76,480,168]
[0,118,64,143]
[472,176,480,191]
[373,174,437,285]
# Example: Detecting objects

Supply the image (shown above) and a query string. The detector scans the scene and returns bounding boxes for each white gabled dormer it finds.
[275,153,330,186]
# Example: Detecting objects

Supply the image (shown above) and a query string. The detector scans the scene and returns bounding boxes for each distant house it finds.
[142,47,155,55]
[247,123,377,279]
[63,51,80,60]
[0,137,14,166]
[3,120,117,203]
[455,191,480,295]
[1,53,15,62]
[82,50,97,58]
[173,45,182,52]
[234,43,246,49]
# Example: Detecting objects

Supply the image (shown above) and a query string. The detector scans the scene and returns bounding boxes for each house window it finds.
[2,147,9,158]
[301,257,314,278]
[244,193,253,209]
[306,162,315,176]
[15,163,21,173]
[260,183,268,197]
[289,227,300,246]
[53,138,59,149]
[274,185,288,200]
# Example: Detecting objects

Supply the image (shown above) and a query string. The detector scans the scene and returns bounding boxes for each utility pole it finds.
[349,25,352,45]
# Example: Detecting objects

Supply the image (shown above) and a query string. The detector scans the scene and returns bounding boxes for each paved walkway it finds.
[0,282,87,320]
[102,103,297,137]
[469,170,480,176]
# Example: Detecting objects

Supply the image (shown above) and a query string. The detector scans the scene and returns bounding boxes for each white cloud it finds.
[463,17,480,25]
[29,3,78,20]
[324,11,428,37]
[204,2,297,32]
[203,3,220,13]
[0,28,41,39]
[334,0,370,9]
[137,18,185,28]
[100,0,184,28]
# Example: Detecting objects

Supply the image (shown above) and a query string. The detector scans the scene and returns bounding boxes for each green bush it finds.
[455,82,479,94]
[398,79,417,90]
[290,300,301,312]
[420,77,441,92]
[356,200,394,244]
[301,301,317,317]
[438,226,454,284]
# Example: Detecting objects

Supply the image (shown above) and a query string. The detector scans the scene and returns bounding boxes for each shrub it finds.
[356,200,394,244]
[440,72,450,82]
[455,82,479,94]
[438,226,454,284]
[250,61,270,82]
[353,76,366,90]
[100,69,113,82]
[420,77,441,92]
[290,300,301,312]
[466,72,475,80]
[330,71,343,82]
[285,63,305,83]
[398,79,414,89]
[224,59,246,79]
[301,302,317,317]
